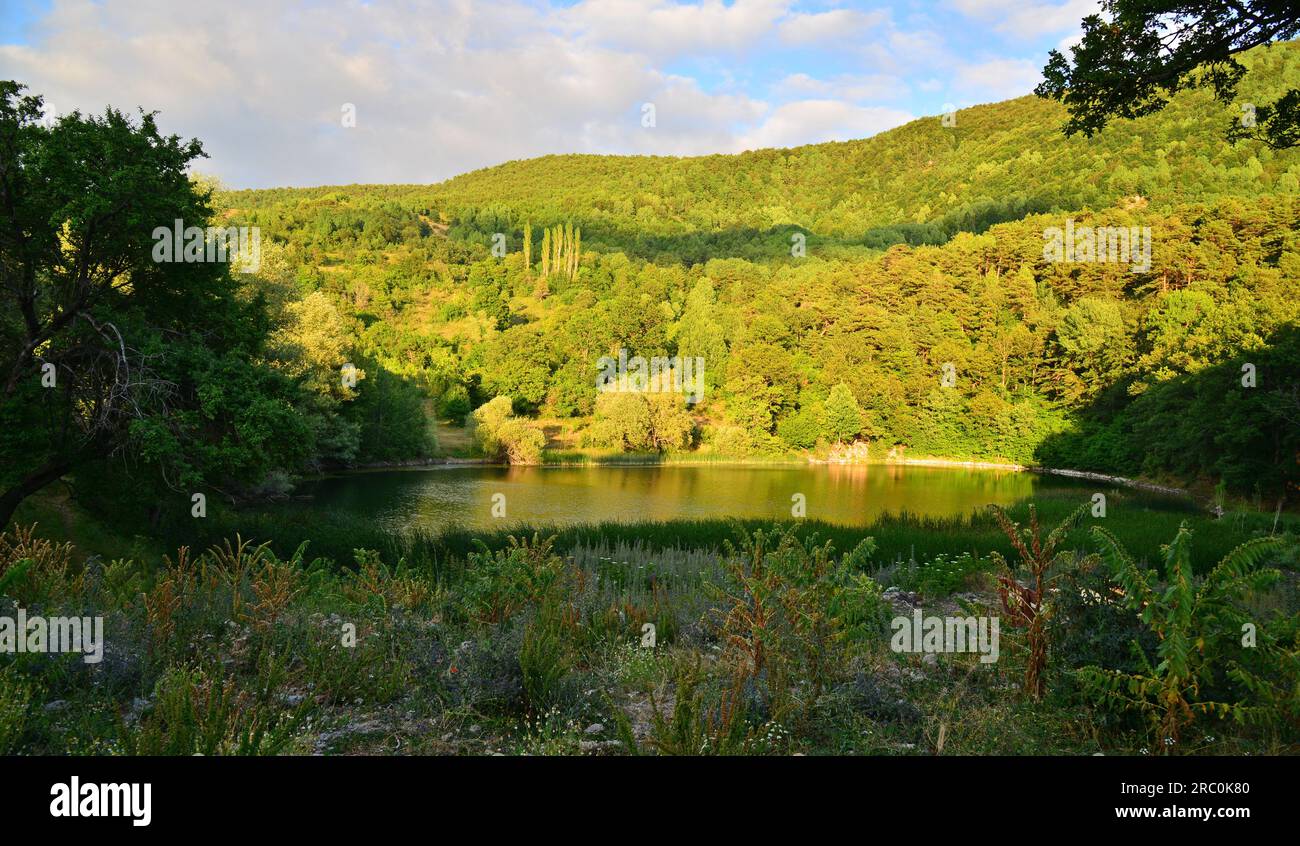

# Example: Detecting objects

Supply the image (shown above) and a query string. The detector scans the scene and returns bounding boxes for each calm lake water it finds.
[295,463,1187,531]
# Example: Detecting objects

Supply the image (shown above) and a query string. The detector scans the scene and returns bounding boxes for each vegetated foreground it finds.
[1,492,1295,756]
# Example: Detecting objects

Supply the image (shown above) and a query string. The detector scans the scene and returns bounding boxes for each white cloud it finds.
[561,0,791,57]
[0,0,1051,187]
[778,8,888,45]
[735,99,913,150]
[775,72,907,102]
[859,28,950,75]
[0,0,795,186]
[950,57,1044,102]
[948,0,1100,40]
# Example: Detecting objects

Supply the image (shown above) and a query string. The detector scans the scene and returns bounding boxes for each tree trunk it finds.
[0,460,72,530]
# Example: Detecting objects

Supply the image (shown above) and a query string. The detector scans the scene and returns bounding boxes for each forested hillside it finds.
[210,41,1300,506]
[430,43,1299,253]
[231,42,1300,259]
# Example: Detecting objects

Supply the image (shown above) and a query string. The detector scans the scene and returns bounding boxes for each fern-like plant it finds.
[647,657,752,755]
[1078,524,1283,750]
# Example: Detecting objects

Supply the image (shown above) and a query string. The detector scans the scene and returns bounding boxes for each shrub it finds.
[460,534,564,625]
[469,396,545,463]
[895,551,985,597]
[1077,525,1286,749]
[519,605,574,711]
[120,662,308,756]
[1048,554,1158,696]
[301,617,422,707]
[1228,608,1300,733]
[588,392,653,450]
[708,527,882,723]
[0,524,77,606]
[143,545,231,668]
[497,418,546,463]
[647,657,753,755]
[989,502,1091,700]
[589,391,694,452]
[449,627,525,712]
[777,403,822,449]
[830,568,891,642]
[700,423,756,457]
[437,384,471,423]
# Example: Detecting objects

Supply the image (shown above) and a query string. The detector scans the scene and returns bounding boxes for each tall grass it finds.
[565,538,724,624]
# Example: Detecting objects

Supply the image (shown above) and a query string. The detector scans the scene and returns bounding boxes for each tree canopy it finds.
[1038,1,1300,149]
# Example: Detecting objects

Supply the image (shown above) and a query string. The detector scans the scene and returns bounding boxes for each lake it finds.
[295,463,1190,531]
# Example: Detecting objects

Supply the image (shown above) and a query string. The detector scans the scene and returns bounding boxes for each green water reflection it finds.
[298,463,1139,531]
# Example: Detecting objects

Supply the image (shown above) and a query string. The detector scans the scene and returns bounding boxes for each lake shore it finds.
[330,451,1194,500]
[834,456,1193,499]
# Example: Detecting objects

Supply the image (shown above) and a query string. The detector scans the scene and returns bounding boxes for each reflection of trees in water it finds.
[314,465,1153,531]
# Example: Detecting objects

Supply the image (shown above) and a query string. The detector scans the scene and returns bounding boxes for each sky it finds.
[0,0,1100,188]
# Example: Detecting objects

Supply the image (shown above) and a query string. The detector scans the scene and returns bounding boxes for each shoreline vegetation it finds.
[3,488,1296,757]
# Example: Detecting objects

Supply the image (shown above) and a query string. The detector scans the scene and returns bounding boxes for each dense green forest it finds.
[232,42,1300,259]
[193,42,1300,513]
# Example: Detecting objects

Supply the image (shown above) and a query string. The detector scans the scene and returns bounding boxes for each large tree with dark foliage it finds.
[1037,1,1300,149]
[0,82,307,528]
